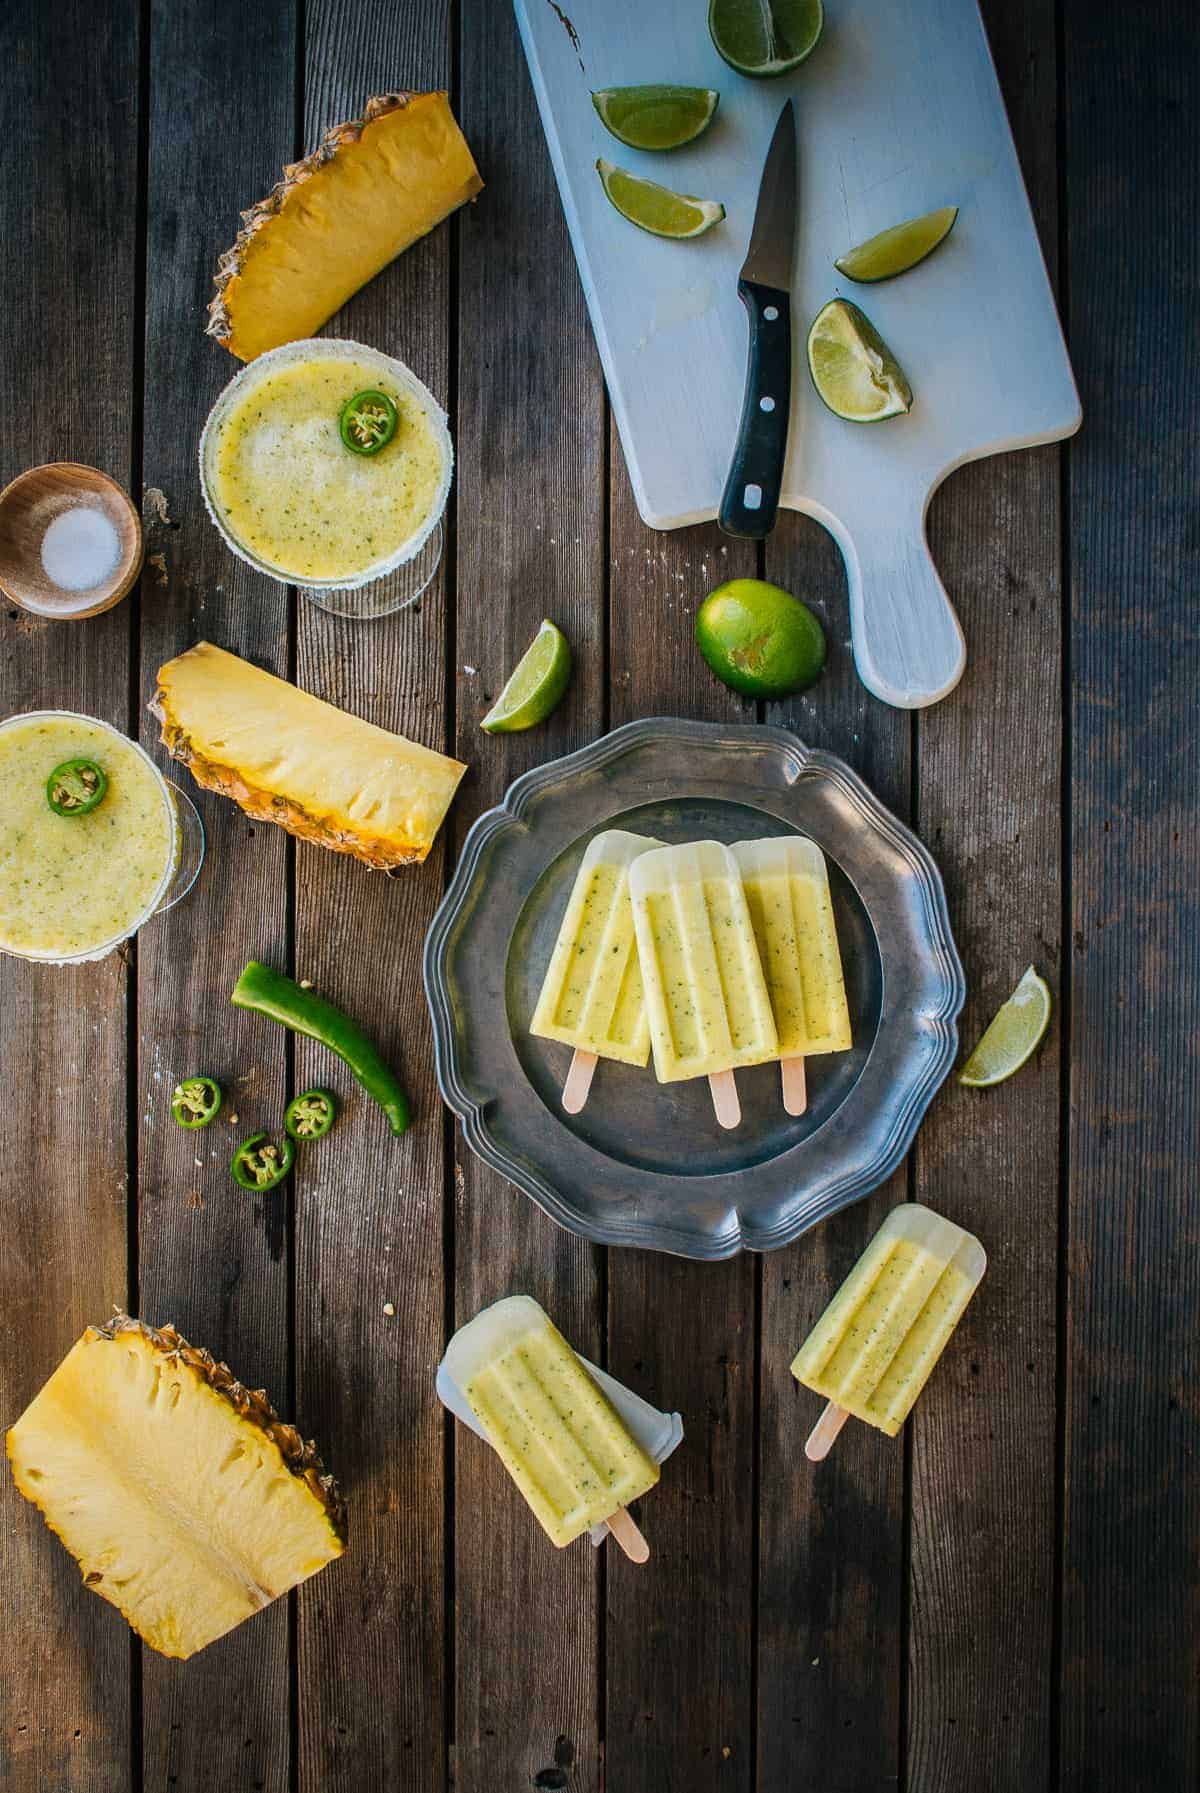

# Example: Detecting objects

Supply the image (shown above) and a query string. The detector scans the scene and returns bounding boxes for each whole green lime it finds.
[695,579,826,698]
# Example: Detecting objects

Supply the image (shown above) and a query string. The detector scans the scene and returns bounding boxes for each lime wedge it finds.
[592,85,720,151]
[708,0,822,76]
[596,159,725,238]
[835,206,959,283]
[806,299,912,422]
[481,620,572,734]
[959,966,1052,1087]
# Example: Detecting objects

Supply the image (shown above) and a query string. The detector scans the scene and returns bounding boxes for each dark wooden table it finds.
[2,2,1196,1790]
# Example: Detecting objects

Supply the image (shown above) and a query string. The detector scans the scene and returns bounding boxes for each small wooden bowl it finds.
[0,462,143,619]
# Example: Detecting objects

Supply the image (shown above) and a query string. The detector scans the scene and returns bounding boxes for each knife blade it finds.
[718,99,797,539]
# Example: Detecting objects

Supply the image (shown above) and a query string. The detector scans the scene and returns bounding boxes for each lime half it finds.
[959,966,1052,1087]
[592,85,720,151]
[835,206,959,283]
[709,0,822,76]
[481,620,572,734]
[596,159,725,238]
[807,299,913,422]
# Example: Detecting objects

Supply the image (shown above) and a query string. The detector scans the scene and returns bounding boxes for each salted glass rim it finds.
[198,336,455,592]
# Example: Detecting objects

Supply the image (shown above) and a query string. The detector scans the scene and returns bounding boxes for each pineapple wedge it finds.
[208,91,483,360]
[6,1315,345,1660]
[151,641,467,869]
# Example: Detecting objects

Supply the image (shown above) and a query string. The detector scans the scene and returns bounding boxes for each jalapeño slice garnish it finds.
[284,1088,337,1141]
[230,1131,296,1192]
[46,758,108,817]
[339,389,399,456]
[171,1076,223,1130]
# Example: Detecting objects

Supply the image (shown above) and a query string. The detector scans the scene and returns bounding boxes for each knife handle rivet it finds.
[759,396,777,413]
[763,305,780,321]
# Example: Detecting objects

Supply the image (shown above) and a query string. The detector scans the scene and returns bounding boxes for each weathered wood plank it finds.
[1060,0,1200,1785]
[0,4,140,1789]
[606,462,759,1790]
[907,444,1062,1793]
[135,0,296,1786]
[756,507,910,1791]
[452,4,606,1788]
[904,2,1064,1786]
[757,1186,907,1793]
[293,6,452,1789]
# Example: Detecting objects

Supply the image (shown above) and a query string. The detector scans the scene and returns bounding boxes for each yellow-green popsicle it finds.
[733,837,852,1057]
[530,829,660,1067]
[445,1296,660,1548]
[629,840,778,1085]
[793,1204,986,1447]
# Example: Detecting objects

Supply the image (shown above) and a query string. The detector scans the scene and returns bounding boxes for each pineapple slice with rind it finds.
[208,91,483,361]
[6,1315,345,1660]
[150,641,467,869]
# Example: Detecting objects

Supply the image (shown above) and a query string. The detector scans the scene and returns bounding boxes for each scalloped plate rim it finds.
[424,718,964,1258]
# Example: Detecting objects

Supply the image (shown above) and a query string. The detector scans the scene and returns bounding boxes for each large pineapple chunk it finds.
[208,91,483,361]
[6,1316,345,1660]
[151,641,466,869]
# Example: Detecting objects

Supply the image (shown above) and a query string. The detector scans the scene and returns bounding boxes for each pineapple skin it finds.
[6,1315,346,1660]
[150,641,467,870]
[208,91,483,360]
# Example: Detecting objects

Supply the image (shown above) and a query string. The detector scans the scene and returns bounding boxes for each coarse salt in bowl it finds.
[40,505,122,592]
[0,463,144,620]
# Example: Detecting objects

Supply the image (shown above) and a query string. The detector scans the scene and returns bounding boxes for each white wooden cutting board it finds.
[513,0,1080,708]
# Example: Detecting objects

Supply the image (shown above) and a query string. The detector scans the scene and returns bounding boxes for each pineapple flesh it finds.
[6,1316,346,1660]
[151,641,467,869]
[208,91,483,360]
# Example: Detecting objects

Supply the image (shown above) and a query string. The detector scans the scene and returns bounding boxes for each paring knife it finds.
[718,99,797,540]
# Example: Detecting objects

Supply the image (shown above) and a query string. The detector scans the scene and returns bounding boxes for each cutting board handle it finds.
[830,494,967,710]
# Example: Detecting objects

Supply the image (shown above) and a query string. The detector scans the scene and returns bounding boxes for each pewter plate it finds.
[424,720,964,1259]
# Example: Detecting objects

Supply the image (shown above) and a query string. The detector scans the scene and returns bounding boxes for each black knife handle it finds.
[718,279,792,540]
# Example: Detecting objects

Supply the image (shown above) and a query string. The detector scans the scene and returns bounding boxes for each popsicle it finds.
[733,837,853,1117]
[793,1203,986,1459]
[629,840,778,1128]
[530,829,661,1113]
[441,1295,661,1560]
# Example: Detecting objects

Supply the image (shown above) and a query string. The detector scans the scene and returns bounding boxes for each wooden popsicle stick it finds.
[605,1506,650,1564]
[708,1068,740,1129]
[805,1401,851,1461]
[561,1048,598,1114]
[781,1055,808,1116]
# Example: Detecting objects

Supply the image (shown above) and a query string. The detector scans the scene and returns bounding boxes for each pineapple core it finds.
[6,1322,344,1659]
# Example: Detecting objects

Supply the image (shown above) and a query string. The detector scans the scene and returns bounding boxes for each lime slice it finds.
[480,620,572,734]
[708,0,822,76]
[806,299,913,422]
[696,578,825,698]
[959,966,1052,1087]
[596,158,725,238]
[835,206,959,283]
[592,85,720,151]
